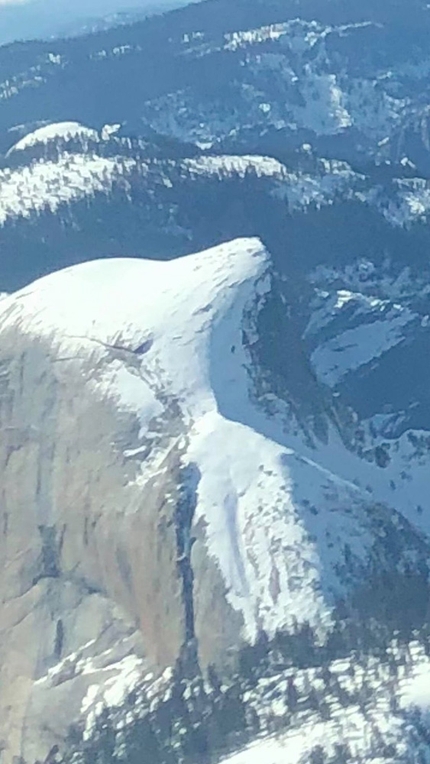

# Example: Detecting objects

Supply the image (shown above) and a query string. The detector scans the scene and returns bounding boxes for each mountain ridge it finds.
[1,0,430,761]
[0,237,429,763]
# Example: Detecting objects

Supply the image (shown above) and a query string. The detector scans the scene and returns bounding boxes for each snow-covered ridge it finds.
[223,20,321,52]
[0,238,267,359]
[2,137,430,230]
[7,121,99,155]
[183,153,359,212]
[0,153,138,225]
[0,147,359,229]
[0,238,426,644]
[181,154,288,178]
[191,19,374,56]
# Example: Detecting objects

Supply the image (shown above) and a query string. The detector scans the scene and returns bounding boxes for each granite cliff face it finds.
[0,239,429,763]
[1,1,430,762]
[0,314,184,762]
[0,241,250,761]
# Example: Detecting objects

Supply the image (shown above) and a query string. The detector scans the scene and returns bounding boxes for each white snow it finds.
[300,260,430,541]
[292,70,352,135]
[7,121,99,154]
[4,237,430,759]
[0,153,137,225]
[382,178,430,226]
[218,712,396,764]
[94,360,163,427]
[75,633,429,763]
[307,282,417,387]
[81,654,145,740]
[1,138,425,235]
[101,123,122,140]
[401,664,430,712]
[182,155,287,179]
[182,154,357,212]
[188,409,390,639]
[219,641,430,764]
[0,237,401,643]
[141,17,410,153]
[310,307,415,386]
[224,23,294,51]
[0,147,355,232]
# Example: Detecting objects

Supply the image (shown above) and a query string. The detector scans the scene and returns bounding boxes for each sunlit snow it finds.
[7,121,99,154]
[0,237,407,643]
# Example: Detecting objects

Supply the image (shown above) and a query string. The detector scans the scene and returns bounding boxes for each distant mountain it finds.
[0,0,196,47]
[1,1,430,763]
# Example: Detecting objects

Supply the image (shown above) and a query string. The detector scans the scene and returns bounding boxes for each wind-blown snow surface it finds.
[0,237,419,645]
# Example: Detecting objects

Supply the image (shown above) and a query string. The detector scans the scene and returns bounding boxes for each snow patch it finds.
[401,665,430,712]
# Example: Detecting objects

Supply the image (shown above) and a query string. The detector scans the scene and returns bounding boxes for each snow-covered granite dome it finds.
[0,238,429,763]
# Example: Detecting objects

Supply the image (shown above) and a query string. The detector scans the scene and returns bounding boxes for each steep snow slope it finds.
[2,236,422,647]
[1,1,430,760]
[1,237,429,763]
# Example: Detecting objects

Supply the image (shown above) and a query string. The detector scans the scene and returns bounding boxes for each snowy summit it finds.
[7,122,99,154]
